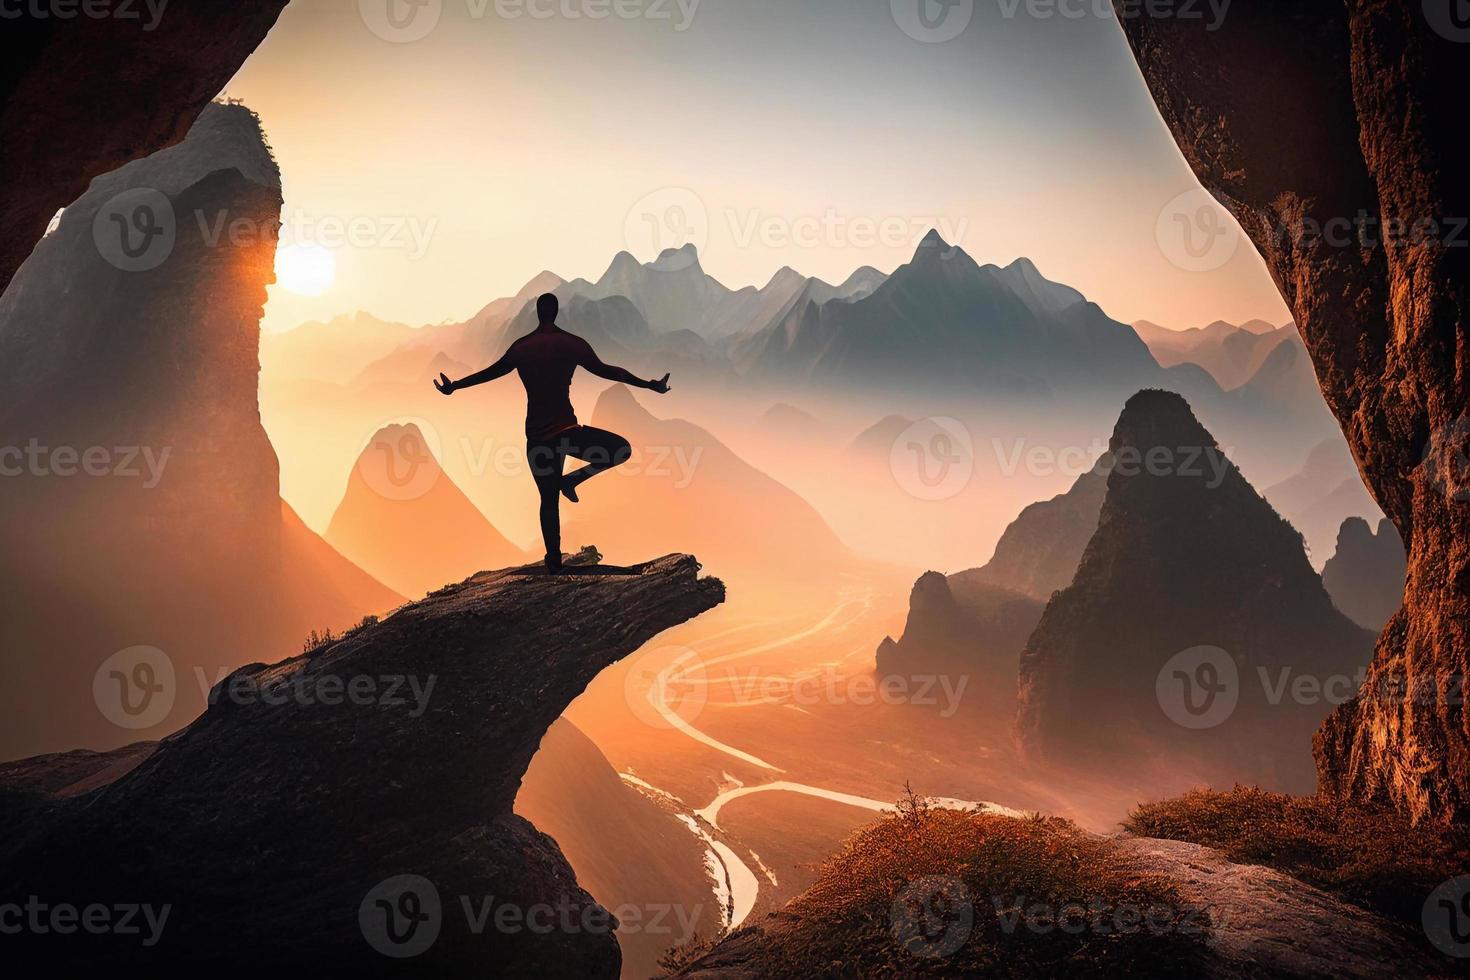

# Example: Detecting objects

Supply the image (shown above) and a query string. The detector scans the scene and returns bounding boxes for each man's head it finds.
[536,293,559,325]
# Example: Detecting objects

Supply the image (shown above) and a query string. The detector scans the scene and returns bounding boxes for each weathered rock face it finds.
[1113,2,1469,821]
[0,549,724,974]
[0,2,287,293]
[0,103,399,760]
[0,101,284,561]
[1322,518,1407,632]
[1015,391,1374,793]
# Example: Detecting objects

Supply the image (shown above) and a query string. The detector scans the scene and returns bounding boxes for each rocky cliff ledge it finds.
[0,549,723,975]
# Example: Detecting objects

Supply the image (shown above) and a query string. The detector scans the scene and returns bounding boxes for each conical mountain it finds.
[1014,390,1374,792]
[326,422,525,597]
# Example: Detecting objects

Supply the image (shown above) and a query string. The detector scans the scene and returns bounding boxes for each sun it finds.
[274,243,336,296]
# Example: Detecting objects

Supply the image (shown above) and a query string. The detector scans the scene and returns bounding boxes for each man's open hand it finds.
[649,373,672,394]
[434,372,456,396]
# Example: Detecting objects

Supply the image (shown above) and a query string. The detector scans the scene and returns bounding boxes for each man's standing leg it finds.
[527,439,566,569]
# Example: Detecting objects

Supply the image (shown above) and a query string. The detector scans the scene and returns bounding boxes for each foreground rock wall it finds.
[1114,0,1470,822]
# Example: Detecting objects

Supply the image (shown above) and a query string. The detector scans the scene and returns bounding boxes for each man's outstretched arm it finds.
[580,349,672,394]
[435,350,516,395]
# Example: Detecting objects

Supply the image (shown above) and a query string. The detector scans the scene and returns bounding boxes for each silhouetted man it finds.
[435,293,671,571]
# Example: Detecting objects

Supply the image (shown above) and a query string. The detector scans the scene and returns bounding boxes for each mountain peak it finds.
[766,265,806,290]
[650,242,702,271]
[916,227,951,252]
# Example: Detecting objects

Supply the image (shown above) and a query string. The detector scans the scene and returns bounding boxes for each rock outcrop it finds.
[1113,1,1470,822]
[1321,517,1407,633]
[875,573,1043,720]
[0,549,724,974]
[1015,391,1374,792]
[0,103,397,759]
[1,2,287,293]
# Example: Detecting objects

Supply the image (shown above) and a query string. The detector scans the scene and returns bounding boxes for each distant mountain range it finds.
[1132,318,1292,390]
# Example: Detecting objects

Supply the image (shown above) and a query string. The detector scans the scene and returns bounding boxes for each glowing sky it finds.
[224,0,1292,334]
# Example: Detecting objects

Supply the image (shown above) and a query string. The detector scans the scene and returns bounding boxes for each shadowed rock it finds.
[1114,1,1470,822]
[0,548,724,975]
[1322,518,1407,632]
[0,1,287,293]
[1015,391,1373,792]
